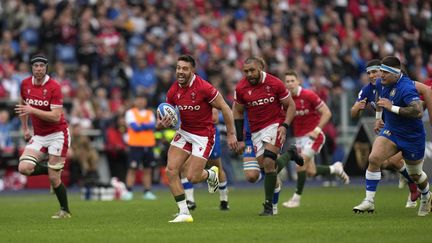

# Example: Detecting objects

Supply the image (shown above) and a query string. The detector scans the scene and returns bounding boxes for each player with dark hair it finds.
[233,56,296,216]
[351,59,432,208]
[156,55,237,223]
[15,54,71,218]
[353,56,431,216]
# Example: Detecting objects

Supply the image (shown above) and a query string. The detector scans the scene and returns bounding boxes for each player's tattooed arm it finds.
[399,100,423,119]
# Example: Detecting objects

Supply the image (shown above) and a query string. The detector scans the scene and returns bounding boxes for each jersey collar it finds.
[179,74,196,88]
[260,72,267,84]
[295,86,302,96]
[32,75,50,86]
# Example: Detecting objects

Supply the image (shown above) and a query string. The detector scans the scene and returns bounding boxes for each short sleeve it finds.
[402,82,420,106]
[50,85,63,109]
[308,91,324,109]
[202,81,219,103]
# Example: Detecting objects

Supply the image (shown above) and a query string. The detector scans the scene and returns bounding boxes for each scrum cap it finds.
[30,54,48,65]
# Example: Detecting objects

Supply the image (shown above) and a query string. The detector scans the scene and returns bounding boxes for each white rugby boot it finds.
[418,192,431,217]
[169,213,193,223]
[353,199,375,213]
[333,162,350,184]
[207,166,219,193]
[282,193,301,208]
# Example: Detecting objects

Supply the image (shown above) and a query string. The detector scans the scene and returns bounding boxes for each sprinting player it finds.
[182,109,230,211]
[122,94,157,201]
[282,70,350,208]
[156,55,237,223]
[15,54,71,219]
[353,56,431,216]
[241,110,303,215]
[351,59,432,208]
[233,56,296,216]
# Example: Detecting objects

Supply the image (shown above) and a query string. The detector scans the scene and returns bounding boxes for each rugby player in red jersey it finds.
[156,55,236,223]
[15,54,71,219]
[282,70,350,209]
[232,56,296,216]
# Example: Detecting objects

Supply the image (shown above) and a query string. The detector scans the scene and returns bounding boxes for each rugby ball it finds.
[157,103,179,128]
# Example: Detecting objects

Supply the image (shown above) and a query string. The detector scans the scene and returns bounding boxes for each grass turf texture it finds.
[0,184,431,243]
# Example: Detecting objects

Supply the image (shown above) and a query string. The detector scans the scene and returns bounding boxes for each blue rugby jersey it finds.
[376,75,425,140]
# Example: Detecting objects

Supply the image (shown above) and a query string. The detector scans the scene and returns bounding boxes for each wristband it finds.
[234,119,244,141]
[375,111,382,120]
[281,122,289,130]
[313,126,322,134]
[390,105,400,114]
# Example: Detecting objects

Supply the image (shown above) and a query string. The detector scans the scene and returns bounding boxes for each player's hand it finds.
[156,112,173,129]
[355,98,367,110]
[377,98,392,110]
[236,141,245,154]
[374,119,384,134]
[277,126,287,145]
[226,133,238,151]
[15,101,34,116]
[307,131,318,140]
[23,128,32,142]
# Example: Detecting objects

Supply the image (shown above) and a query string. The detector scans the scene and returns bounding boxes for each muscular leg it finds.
[383,152,419,204]
[353,136,398,213]
[208,158,229,210]
[166,146,191,215]
[18,149,46,176]
[261,144,279,210]
[48,155,70,214]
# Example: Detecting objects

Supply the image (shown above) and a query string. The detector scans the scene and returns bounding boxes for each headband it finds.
[380,64,400,74]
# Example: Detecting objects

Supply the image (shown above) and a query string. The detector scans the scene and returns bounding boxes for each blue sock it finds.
[365,170,381,201]
[219,181,227,190]
[272,185,281,204]
[181,178,193,190]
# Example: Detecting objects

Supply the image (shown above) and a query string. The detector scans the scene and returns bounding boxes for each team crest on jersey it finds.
[383,129,392,136]
[265,86,271,93]
[390,88,396,97]
[248,90,252,95]
[177,93,181,99]
[174,133,181,142]
[27,89,30,94]
[43,89,47,97]
[191,92,196,100]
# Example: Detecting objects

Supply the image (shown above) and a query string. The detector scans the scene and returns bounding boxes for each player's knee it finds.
[368,154,381,167]
[187,174,201,184]
[18,155,38,175]
[244,171,260,183]
[405,162,427,183]
[306,170,316,177]
[165,166,178,180]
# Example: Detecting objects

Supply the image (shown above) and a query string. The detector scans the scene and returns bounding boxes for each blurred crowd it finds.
[0,0,431,186]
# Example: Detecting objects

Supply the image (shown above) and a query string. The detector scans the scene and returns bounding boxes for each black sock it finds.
[264,172,277,203]
[276,152,291,174]
[296,171,306,195]
[174,194,186,202]
[30,161,48,176]
[53,183,70,213]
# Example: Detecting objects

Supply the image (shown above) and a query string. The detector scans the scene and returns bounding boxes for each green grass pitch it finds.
[0,183,431,243]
